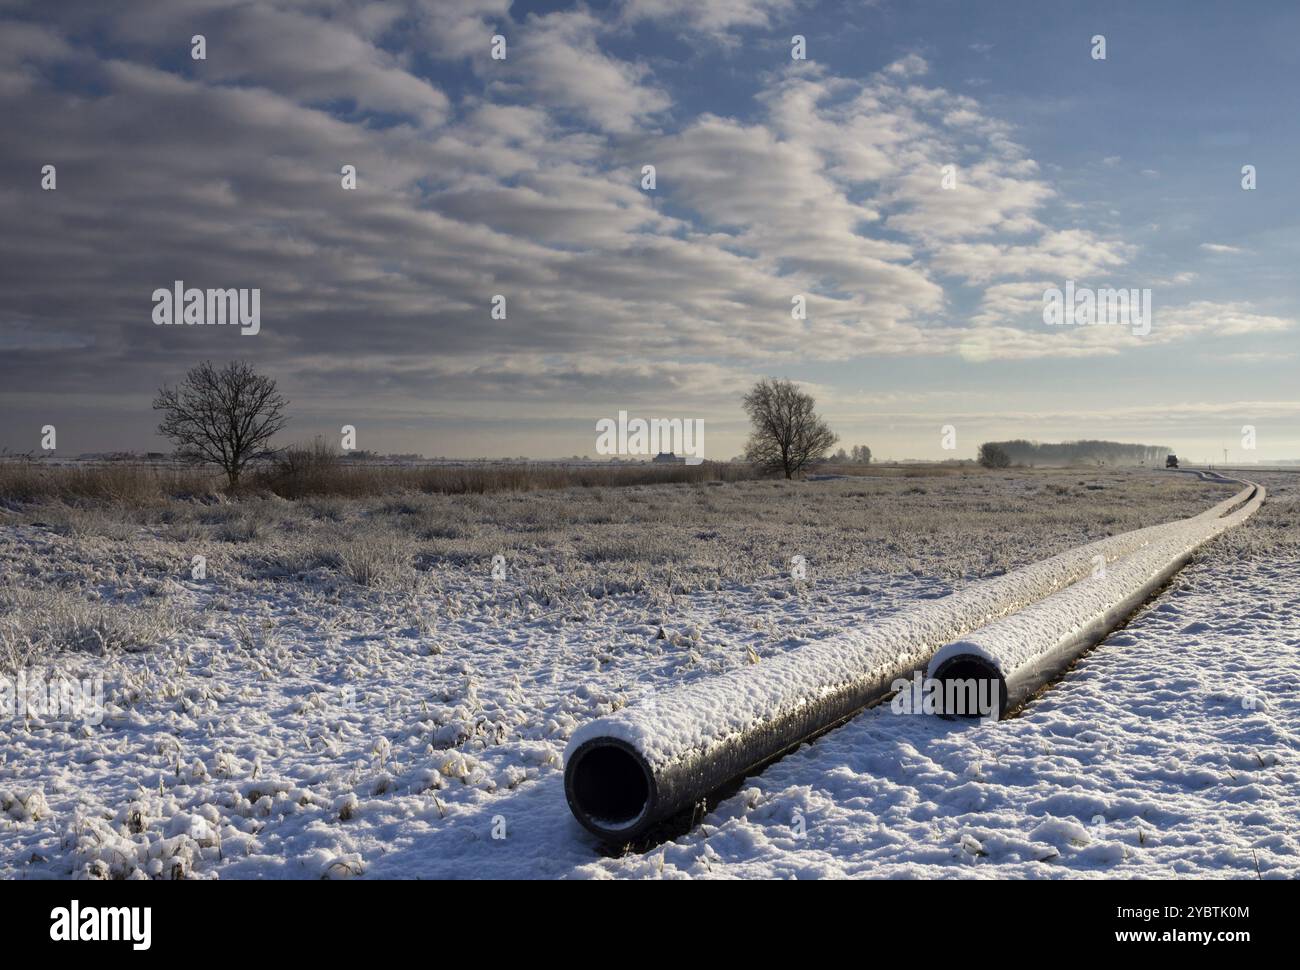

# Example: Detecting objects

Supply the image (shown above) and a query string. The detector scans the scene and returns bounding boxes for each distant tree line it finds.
[979,439,1173,468]
[829,445,872,465]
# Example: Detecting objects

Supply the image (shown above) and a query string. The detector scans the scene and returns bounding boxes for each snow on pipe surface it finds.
[927,479,1264,719]
[564,482,1260,841]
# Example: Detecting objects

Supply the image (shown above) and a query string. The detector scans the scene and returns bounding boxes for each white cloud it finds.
[421,0,513,60]
[1158,301,1292,340]
[884,53,929,78]
[500,9,670,132]
[621,0,798,36]
[958,298,1293,361]
[1211,350,1296,364]
[208,5,451,126]
[936,230,1132,284]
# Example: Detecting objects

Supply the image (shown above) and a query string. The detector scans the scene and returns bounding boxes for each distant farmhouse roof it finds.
[652,452,684,464]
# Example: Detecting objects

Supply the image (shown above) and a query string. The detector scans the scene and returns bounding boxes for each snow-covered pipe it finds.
[927,480,1264,719]
[564,482,1258,841]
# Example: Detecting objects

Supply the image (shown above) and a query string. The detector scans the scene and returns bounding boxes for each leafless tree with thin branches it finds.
[742,377,837,479]
[153,360,289,489]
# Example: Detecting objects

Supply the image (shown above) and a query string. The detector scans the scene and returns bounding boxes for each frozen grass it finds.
[0,470,1226,670]
[0,586,183,672]
[1206,474,1300,559]
[336,533,418,589]
[0,468,1250,878]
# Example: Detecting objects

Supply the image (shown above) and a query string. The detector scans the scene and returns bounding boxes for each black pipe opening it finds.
[932,655,1006,720]
[565,739,653,835]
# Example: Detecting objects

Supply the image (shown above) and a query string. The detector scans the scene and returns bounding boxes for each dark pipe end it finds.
[931,654,1008,720]
[565,737,657,841]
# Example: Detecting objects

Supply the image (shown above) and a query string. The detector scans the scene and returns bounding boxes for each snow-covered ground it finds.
[1,470,1293,879]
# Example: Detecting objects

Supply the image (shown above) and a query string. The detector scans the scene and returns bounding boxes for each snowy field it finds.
[2,469,1295,879]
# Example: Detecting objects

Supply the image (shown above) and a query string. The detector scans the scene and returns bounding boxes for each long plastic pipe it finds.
[926,478,1263,718]
[564,481,1260,841]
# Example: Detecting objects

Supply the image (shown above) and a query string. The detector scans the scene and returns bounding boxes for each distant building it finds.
[652,452,685,464]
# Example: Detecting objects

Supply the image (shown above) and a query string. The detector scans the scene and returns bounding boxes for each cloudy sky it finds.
[2,0,1298,462]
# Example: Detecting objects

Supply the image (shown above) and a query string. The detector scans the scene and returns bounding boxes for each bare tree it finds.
[153,360,289,489]
[742,377,837,479]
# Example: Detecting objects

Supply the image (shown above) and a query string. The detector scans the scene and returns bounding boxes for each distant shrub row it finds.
[0,452,757,505]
